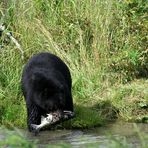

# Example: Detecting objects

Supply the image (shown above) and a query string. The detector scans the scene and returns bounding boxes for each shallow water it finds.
[0,121,148,147]
[26,121,148,147]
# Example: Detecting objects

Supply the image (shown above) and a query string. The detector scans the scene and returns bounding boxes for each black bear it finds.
[22,52,74,131]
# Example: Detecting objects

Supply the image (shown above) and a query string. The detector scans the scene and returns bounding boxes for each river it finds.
[0,121,148,147]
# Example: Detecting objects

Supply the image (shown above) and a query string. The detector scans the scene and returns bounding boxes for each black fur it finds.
[21,52,73,131]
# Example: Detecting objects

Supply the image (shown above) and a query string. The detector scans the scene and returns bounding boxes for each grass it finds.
[0,0,147,129]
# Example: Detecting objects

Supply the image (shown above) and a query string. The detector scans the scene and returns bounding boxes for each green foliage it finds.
[0,128,36,148]
[0,135,35,148]
[69,105,103,128]
[109,0,148,82]
[0,0,147,129]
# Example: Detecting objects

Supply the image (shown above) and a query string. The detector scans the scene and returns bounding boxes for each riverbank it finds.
[0,0,147,129]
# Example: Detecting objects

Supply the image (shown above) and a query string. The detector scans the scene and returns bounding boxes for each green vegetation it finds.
[0,0,147,129]
[0,124,148,148]
[0,127,37,147]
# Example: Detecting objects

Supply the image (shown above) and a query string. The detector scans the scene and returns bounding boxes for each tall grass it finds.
[0,0,147,128]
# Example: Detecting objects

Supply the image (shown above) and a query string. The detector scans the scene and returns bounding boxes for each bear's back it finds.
[25,52,71,83]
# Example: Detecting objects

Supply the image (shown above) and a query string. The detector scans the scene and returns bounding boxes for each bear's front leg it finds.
[26,102,42,132]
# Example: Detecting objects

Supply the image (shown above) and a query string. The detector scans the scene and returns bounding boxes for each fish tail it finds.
[31,124,40,135]
[31,124,39,130]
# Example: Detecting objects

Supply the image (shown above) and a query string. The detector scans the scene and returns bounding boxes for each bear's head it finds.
[31,71,66,112]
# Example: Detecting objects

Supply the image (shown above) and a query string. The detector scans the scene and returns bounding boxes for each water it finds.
[0,121,148,147]
[26,121,148,147]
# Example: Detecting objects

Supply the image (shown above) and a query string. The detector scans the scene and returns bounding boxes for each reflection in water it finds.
[0,121,148,147]
[26,121,148,147]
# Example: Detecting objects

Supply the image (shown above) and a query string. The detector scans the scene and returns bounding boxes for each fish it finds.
[31,114,53,133]
[31,110,75,134]
[63,111,75,119]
